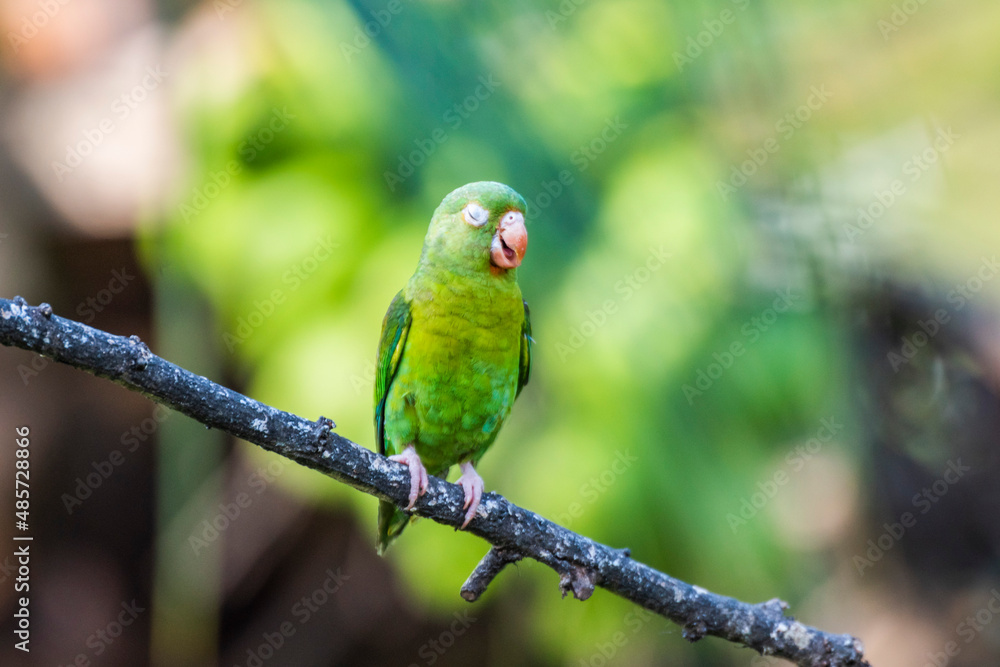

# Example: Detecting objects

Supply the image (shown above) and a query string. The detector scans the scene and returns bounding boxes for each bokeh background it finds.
[2,0,1000,665]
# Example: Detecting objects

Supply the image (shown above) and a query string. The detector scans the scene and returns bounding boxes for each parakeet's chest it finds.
[409,285,521,367]
[385,273,523,464]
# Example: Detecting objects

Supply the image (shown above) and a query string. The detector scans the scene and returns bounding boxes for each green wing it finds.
[517,300,532,398]
[374,290,412,456]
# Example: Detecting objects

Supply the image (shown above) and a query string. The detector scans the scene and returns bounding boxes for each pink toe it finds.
[405,481,418,510]
[461,499,478,528]
[390,448,426,510]
[456,463,484,528]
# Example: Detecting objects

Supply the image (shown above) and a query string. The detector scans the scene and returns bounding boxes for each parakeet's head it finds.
[420,181,528,275]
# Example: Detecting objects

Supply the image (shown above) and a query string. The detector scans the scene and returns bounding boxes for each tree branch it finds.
[461,547,523,601]
[0,296,870,667]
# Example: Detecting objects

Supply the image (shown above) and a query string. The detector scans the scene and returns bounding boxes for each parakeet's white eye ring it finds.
[500,211,524,228]
[462,202,489,227]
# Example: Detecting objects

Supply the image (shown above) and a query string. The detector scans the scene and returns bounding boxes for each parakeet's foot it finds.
[389,445,429,510]
[456,462,484,528]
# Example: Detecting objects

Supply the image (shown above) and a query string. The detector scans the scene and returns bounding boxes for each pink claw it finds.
[456,462,484,528]
[388,445,429,510]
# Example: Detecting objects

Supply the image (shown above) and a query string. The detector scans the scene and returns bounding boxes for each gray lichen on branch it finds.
[0,295,871,667]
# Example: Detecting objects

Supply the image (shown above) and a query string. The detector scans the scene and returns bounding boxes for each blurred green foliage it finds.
[132,0,997,662]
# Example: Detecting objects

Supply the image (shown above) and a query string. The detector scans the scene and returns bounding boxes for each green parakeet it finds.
[374,181,532,553]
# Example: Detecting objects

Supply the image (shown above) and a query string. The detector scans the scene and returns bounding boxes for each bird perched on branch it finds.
[374,181,532,553]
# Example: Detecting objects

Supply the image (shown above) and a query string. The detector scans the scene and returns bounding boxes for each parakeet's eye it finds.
[462,203,489,227]
[500,211,524,229]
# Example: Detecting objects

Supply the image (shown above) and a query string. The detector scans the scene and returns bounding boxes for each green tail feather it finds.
[377,500,415,554]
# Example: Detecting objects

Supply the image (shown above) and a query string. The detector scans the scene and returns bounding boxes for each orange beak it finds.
[490,212,528,269]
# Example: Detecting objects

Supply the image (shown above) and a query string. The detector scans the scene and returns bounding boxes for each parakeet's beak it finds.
[490,211,528,269]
